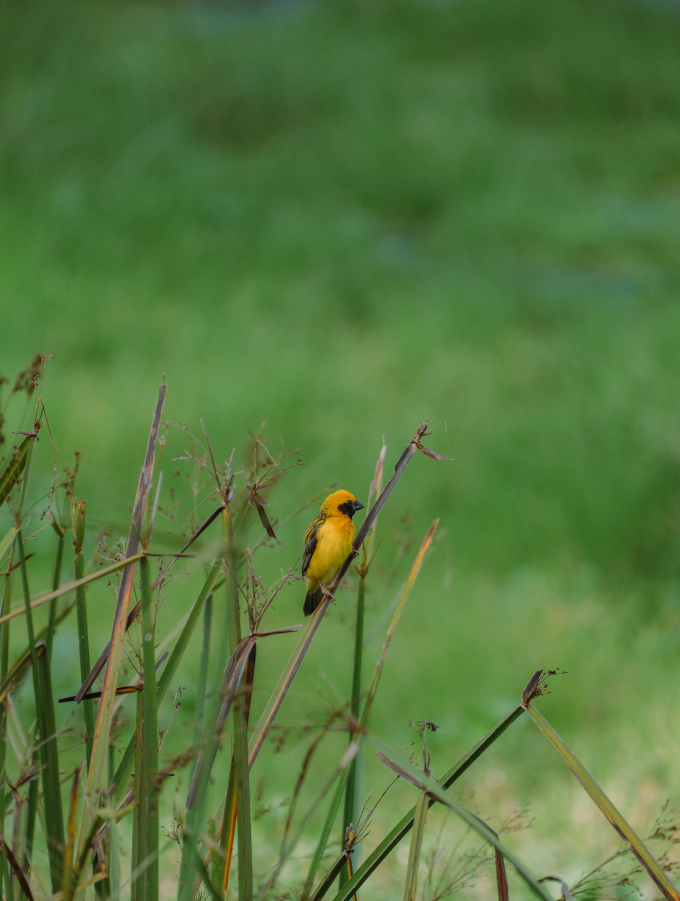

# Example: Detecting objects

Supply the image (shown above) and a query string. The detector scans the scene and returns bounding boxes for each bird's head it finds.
[322,489,365,519]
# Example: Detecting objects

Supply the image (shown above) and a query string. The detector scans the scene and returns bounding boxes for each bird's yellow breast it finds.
[306,516,355,585]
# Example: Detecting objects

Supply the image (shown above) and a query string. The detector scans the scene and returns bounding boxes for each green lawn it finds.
[2,0,680,895]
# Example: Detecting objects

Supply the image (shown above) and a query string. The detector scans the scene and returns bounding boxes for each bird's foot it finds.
[322,586,336,605]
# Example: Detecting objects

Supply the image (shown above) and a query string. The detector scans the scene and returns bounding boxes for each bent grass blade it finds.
[525,702,680,901]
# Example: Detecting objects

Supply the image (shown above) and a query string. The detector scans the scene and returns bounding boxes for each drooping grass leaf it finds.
[525,702,680,901]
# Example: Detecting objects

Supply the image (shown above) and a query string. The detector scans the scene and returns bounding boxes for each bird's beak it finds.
[353,499,365,512]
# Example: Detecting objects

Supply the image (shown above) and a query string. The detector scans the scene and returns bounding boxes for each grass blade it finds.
[140,555,159,900]
[0,543,15,900]
[371,736,552,901]
[189,593,212,785]
[403,792,428,901]
[341,576,365,887]
[17,532,65,891]
[320,706,524,901]
[0,435,33,509]
[80,384,165,862]
[62,764,83,893]
[45,521,65,659]
[72,499,95,767]
[524,701,680,901]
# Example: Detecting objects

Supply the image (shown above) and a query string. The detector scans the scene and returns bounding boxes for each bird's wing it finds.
[302,513,326,576]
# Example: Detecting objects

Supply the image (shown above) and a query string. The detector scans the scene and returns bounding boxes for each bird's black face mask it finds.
[338,499,365,519]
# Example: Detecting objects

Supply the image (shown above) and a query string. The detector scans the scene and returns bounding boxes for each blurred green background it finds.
[3,0,680,894]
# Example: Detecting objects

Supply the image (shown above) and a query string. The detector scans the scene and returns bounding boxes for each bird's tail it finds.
[303,585,324,617]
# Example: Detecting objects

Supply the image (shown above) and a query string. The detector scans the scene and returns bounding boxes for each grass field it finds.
[2,0,680,896]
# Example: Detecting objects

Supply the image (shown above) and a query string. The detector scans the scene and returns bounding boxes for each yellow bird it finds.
[302,489,365,616]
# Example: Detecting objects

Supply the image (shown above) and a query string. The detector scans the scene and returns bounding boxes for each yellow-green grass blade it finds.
[371,736,552,901]
[140,556,159,901]
[81,384,165,866]
[525,702,680,901]
[403,791,428,901]
[0,435,33,509]
[0,552,146,627]
[320,706,524,901]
